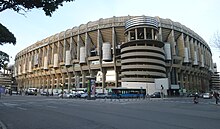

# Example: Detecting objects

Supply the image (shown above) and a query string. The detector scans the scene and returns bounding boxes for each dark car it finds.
[187,93,196,97]
[150,92,161,98]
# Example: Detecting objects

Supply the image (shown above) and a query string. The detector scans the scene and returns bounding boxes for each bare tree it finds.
[211,31,220,50]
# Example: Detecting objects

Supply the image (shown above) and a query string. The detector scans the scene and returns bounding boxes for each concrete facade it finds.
[14,16,213,94]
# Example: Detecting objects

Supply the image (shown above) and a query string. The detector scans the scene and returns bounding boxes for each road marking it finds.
[3,103,18,107]
[46,106,57,108]
[17,107,27,110]
[66,103,80,106]
[0,120,7,129]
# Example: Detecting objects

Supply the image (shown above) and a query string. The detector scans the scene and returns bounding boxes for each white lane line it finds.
[46,106,57,108]
[0,120,7,129]
[65,103,81,106]
[17,107,27,110]
[2,103,18,107]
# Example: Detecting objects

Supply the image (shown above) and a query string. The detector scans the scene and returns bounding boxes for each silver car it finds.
[203,93,212,99]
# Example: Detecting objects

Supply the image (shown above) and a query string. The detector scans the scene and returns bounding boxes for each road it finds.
[0,95,220,129]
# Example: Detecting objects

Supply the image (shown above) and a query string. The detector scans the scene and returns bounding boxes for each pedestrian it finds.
[213,92,219,104]
[193,93,199,104]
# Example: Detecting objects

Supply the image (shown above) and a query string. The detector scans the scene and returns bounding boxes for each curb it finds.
[0,120,7,129]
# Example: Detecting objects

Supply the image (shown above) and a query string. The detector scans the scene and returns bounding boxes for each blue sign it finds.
[0,87,5,93]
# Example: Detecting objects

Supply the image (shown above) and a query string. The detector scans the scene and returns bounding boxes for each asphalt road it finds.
[0,95,220,129]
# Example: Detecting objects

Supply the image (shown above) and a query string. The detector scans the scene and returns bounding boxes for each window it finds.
[130,30,135,40]
[137,28,144,39]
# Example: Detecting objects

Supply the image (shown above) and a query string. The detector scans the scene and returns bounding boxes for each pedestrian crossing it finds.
[0,97,219,111]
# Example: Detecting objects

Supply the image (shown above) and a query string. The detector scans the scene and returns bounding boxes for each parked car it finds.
[202,93,212,99]
[52,91,59,96]
[150,92,161,98]
[58,93,73,98]
[187,93,195,97]
[80,93,88,98]
[12,91,18,95]
[41,91,48,96]
[96,93,110,99]
[199,93,204,98]
[27,88,37,95]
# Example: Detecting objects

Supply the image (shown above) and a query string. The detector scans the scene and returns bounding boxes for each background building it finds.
[14,16,214,95]
[0,65,17,92]
[211,63,220,91]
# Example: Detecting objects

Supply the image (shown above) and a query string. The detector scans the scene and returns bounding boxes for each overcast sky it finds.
[0,0,220,70]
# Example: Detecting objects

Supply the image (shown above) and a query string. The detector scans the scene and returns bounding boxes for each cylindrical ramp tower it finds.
[121,16,166,83]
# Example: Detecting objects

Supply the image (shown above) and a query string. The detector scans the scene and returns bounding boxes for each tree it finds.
[0,0,75,69]
[0,0,74,16]
[0,23,16,45]
[0,50,9,70]
[0,23,14,70]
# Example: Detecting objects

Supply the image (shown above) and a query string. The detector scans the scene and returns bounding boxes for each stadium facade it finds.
[14,16,214,95]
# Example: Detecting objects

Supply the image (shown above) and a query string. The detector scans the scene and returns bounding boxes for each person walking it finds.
[193,93,199,104]
[213,92,219,104]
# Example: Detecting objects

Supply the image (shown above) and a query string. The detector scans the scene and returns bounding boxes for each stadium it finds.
[14,15,213,96]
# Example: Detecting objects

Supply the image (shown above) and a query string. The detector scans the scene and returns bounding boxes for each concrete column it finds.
[42,46,45,67]
[77,35,81,60]
[56,75,60,91]
[185,74,189,90]
[47,76,50,93]
[52,43,54,65]
[57,40,61,63]
[67,73,72,93]
[82,71,86,88]
[75,72,80,88]
[179,71,184,90]
[158,27,162,41]
[189,74,192,91]
[90,70,95,78]
[85,32,91,58]
[185,36,191,59]
[112,27,118,87]
[32,77,35,88]
[195,73,198,91]
[70,35,76,59]
[27,79,30,88]
[144,28,147,40]
[38,77,41,89]
[62,74,66,89]
[42,76,46,91]
[127,31,131,42]
[167,30,176,56]
[63,34,66,62]
[51,75,55,93]
[23,79,26,90]
[151,29,154,40]
[115,69,119,87]
[97,29,103,56]
[102,69,107,90]
[135,29,138,40]
[190,39,194,61]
